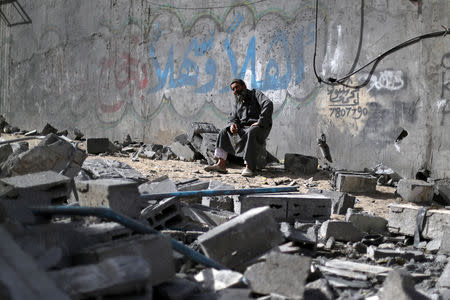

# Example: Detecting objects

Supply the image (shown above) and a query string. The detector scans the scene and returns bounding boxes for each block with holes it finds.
[141,197,186,229]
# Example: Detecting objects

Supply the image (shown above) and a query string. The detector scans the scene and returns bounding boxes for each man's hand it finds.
[250,122,259,127]
[230,123,238,134]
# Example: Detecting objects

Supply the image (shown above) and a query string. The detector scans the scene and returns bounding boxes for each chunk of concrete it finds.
[0,143,13,164]
[439,225,450,255]
[78,158,147,183]
[73,234,174,286]
[0,226,71,300]
[308,188,356,215]
[141,197,186,229]
[244,252,311,299]
[304,278,335,300]
[169,141,195,161]
[74,179,141,218]
[154,277,203,300]
[367,246,425,262]
[197,206,283,269]
[436,180,450,205]
[1,134,87,178]
[194,269,243,291]
[235,193,331,223]
[49,256,151,298]
[335,173,377,193]
[284,153,318,174]
[345,209,387,234]
[439,263,450,288]
[139,178,177,196]
[396,179,434,204]
[380,269,430,300]
[202,181,236,212]
[86,137,114,154]
[388,204,450,240]
[41,123,58,135]
[319,220,363,242]
[188,204,238,226]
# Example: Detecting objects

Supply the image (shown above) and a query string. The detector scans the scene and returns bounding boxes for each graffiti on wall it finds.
[441,52,450,125]
[358,70,406,94]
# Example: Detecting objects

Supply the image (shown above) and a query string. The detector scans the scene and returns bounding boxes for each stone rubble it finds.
[0,118,450,299]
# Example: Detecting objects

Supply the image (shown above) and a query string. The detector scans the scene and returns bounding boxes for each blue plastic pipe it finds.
[31,206,227,270]
[141,186,299,200]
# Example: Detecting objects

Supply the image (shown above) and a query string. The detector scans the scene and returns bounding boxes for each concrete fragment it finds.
[335,172,377,193]
[49,256,151,298]
[139,178,177,196]
[319,220,363,242]
[396,179,434,204]
[1,134,87,178]
[325,259,391,276]
[235,193,331,222]
[80,222,133,243]
[41,123,58,135]
[188,204,238,226]
[345,209,388,234]
[367,246,425,261]
[73,234,174,286]
[141,197,186,229]
[380,269,430,300]
[74,179,141,218]
[439,263,450,288]
[199,132,219,165]
[0,226,71,300]
[197,206,283,269]
[0,143,13,164]
[426,239,441,253]
[86,137,114,154]
[78,158,147,183]
[215,288,253,299]
[284,153,318,174]
[202,181,236,212]
[169,141,195,161]
[154,277,203,300]
[308,188,355,214]
[244,252,311,299]
[436,180,450,205]
[304,278,335,300]
[388,204,450,240]
[280,222,316,244]
[194,269,243,291]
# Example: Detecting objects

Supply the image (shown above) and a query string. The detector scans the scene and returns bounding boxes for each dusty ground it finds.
[1,133,403,219]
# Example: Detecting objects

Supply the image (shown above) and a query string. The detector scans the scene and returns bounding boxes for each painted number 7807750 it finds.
[329,106,368,119]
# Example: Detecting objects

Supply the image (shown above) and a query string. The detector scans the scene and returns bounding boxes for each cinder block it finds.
[73,234,174,286]
[86,138,112,154]
[367,246,425,261]
[141,196,186,229]
[309,188,355,215]
[235,193,331,222]
[319,220,363,242]
[75,179,141,218]
[345,209,387,234]
[197,206,283,269]
[396,179,434,204]
[202,181,237,212]
[284,153,318,174]
[335,173,377,193]
[388,204,450,240]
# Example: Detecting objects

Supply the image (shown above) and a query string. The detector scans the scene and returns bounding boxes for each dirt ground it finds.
[1,133,403,219]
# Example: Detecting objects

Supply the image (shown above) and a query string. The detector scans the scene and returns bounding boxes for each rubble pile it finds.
[0,119,450,299]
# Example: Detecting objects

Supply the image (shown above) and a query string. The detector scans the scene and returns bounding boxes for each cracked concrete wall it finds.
[0,0,448,178]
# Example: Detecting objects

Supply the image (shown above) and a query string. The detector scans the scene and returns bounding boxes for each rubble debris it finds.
[280,222,316,245]
[388,203,450,240]
[0,143,13,164]
[438,225,450,255]
[77,158,147,183]
[0,226,71,300]
[73,179,142,218]
[153,277,203,300]
[49,256,151,298]
[319,220,363,242]
[86,137,116,154]
[197,206,283,269]
[41,123,58,136]
[73,234,175,286]
[139,178,177,196]
[435,179,450,205]
[169,141,196,161]
[380,269,430,300]
[367,245,425,261]
[335,171,377,193]
[396,179,434,204]
[202,180,236,211]
[244,252,311,299]
[187,203,238,226]
[284,153,318,174]
[308,188,356,215]
[346,208,388,234]
[1,133,87,178]
[141,196,186,229]
[235,193,331,223]
[194,268,244,291]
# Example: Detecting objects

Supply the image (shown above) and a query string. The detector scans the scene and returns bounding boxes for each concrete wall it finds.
[0,0,449,178]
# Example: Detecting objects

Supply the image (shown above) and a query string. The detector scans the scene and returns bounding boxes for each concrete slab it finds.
[86,137,113,154]
[284,153,318,174]
[169,141,195,161]
[335,173,377,193]
[396,179,434,204]
[319,220,363,242]
[308,188,356,215]
[346,209,388,234]
[380,269,429,300]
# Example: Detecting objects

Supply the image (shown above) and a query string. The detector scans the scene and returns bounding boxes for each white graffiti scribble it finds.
[366,70,405,92]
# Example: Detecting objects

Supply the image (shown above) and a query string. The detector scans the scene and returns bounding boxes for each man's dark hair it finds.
[230,78,246,88]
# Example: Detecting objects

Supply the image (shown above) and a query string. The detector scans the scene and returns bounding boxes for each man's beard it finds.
[235,89,250,102]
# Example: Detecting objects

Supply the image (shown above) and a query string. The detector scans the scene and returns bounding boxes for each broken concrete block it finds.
[304,278,336,300]
[80,222,133,243]
[199,132,219,165]
[41,123,58,135]
[73,234,174,286]
[380,269,429,300]
[426,239,441,253]
[436,180,450,205]
[139,178,177,196]
[439,263,450,288]
[367,246,425,262]
[74,179,141,218]
[202,181,236,212]
[284,153,317,174]
[79,158,147,183]
[197,206,283,269]
[141,197,186,229]
[0,226,71,300]
[194,268,243,291]
[0,143,13,164]
[388,204,450,240]
[345,209,387,234]
[280,222,316,245]
[244,252,311,299]
[335,173,377,193]
[188,204,238,226]
[308,188,355,215]
[396,179,434,204]
[86,137,114,154]
[319,220,363,242]
[1,134,87,178]
[49,256,151,298]
[439,225,450,255]
[154,277,203,300]
[235,193,331,223]
[169,141,195,161]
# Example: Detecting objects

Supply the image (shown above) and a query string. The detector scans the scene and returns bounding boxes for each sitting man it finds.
[205,78,273,176]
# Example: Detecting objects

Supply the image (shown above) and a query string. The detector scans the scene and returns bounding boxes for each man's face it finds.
[231,82,245,96]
